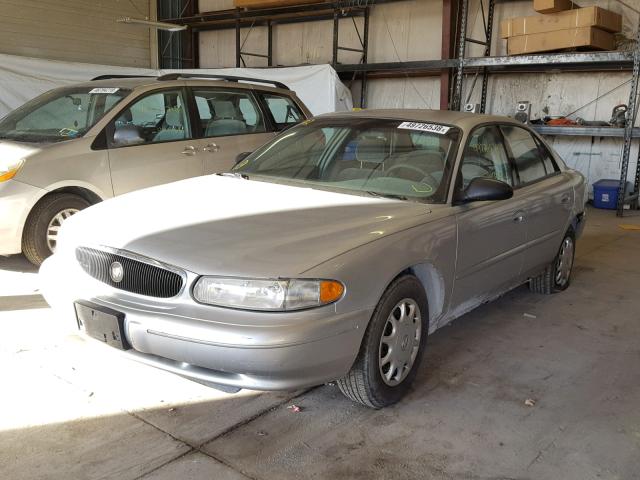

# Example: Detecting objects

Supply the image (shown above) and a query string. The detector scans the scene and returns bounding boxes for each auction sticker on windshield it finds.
[398,122,451,134]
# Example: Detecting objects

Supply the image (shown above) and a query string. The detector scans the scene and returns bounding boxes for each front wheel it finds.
[22,193,89,266]
[337,275,428,408]
[529,229,575,294]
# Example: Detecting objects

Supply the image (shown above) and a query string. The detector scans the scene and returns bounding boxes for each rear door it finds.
[107,87,202,196]
[500,124,572,278]
[451,125,528,310]
[191,88,274,174]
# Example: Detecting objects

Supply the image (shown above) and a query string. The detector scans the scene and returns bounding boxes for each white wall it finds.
[0,0,156,68]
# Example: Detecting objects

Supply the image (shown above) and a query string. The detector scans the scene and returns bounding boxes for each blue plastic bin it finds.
[593,179,632,210]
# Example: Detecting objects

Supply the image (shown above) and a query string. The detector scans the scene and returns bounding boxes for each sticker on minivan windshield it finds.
[89,87,120,94]
[398,122,451,134]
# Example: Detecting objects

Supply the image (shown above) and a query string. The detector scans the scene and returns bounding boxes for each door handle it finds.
[560,195,571,204]
[513,211,525,223]
[203,142,220,153]
[181,145,198,156]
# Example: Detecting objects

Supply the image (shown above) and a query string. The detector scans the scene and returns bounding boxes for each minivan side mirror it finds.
[234,151,252,165]
[456,177,513,204]
[112,125,145,147]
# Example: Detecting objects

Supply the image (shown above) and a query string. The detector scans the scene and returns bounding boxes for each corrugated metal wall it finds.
[0,0,155,67]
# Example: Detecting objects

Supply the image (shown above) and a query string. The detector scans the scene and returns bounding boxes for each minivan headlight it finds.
[0,158,25,182]
[192,277,344,311]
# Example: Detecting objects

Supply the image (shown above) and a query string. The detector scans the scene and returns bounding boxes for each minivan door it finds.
[107,88,203,196]
[190,88,275,174]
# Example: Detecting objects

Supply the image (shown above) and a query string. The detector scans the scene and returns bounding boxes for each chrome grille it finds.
[76,247,184,298]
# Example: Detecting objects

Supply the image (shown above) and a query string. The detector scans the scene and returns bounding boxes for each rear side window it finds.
[260,94,304,131]
[193,89,266,138]
[501,125,547,185]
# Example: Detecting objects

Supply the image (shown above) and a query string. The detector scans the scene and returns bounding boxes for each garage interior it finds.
[1,0,639,479]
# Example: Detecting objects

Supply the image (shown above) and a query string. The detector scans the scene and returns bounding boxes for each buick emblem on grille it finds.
[110,261,124,283]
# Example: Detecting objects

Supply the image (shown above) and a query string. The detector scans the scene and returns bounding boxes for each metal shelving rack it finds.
[450,0,640,216]
[165,1,394,107]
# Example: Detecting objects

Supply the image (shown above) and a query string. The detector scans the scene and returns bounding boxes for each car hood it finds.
[59,175,435,276]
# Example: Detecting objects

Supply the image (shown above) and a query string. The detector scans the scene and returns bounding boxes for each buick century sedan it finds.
[41,110,586,408]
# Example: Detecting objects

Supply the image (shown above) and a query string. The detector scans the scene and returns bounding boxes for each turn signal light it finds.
[320,280,344,303]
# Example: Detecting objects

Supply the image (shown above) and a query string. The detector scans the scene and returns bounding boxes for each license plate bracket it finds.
[74,301,130,350]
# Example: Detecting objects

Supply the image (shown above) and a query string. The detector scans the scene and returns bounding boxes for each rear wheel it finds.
[22,193,89,266]
[529,229,575,294]
[337,275,428,408]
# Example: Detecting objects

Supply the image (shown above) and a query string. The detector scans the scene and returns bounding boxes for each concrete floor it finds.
[1,206,639,480]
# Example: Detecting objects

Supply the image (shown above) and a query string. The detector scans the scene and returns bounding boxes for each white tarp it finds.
[0,53,352,118]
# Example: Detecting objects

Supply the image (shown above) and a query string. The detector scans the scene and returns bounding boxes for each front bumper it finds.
[41,252,371,391]
[0,179,45,255]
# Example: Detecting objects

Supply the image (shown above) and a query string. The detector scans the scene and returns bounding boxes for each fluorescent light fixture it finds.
[117,17,187,32]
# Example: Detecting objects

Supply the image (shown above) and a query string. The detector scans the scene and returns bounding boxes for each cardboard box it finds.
[235,0,324,8]
[500,6,622,39]
[507,26,615,55]
[533,0,576,14]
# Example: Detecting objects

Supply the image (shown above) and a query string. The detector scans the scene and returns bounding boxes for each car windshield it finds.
[233,117,460,203]
[0,86,130,143]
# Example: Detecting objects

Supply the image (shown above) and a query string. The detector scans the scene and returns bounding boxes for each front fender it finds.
[302,215,457,335]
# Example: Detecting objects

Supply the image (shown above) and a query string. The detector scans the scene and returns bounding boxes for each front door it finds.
[451,125,528,312]
[190,88,274,174]
[107,88,202,196]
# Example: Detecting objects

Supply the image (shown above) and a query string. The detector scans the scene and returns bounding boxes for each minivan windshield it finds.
[0,86,130,143]
[233,118,460,203]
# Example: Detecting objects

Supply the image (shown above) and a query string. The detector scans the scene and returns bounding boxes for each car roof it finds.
[318,109,522,130]
[68,76,292,95]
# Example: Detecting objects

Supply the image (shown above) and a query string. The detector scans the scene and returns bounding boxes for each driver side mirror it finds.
[234,151,252,165]
[112,125,145,147]
[456,177,513,204]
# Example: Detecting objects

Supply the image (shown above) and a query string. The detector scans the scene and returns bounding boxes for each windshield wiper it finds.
[365,191,409,201]
[217,172,250,180]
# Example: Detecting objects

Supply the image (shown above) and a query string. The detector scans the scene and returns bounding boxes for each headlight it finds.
[0,158,25,182]
[192,277,345,311]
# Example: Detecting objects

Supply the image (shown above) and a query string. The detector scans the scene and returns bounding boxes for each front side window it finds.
[501,125,548,184]
[458,125,513,189]
[0,86,129,143]
[110,89,191,147]
[234,118,460,203]
[193,89,265,138]
[261,94,304,131]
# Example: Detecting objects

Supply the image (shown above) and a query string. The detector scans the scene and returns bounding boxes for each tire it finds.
[22,193,90,266]
[529,229,575,295]
[337,275,429,409]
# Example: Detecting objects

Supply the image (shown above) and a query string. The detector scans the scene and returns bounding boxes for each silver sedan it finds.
[41,110,587,408]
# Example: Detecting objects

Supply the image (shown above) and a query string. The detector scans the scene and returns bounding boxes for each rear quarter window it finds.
[260,94,304,131]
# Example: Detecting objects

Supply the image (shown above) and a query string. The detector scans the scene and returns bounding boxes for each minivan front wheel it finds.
[22,193,89,266]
